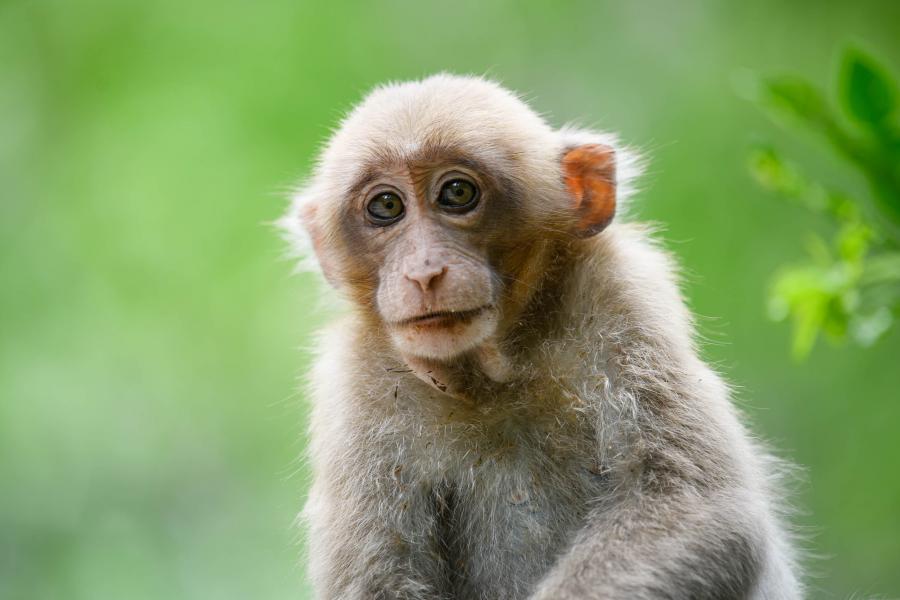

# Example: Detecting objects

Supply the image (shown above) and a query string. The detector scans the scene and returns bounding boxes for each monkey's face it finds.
[344,159,518,361]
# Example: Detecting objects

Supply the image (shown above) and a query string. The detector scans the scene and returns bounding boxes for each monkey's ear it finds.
[562,144,616,237]
[280,187,341,287]
[298,202,341,287]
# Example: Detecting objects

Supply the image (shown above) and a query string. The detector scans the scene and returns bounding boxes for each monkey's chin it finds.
[388,309,498,361]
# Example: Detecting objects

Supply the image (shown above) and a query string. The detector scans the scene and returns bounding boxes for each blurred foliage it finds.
[749,48,900,358]
[1,1,899,599]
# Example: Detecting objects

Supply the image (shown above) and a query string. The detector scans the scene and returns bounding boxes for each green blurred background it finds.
[2,1,898,598]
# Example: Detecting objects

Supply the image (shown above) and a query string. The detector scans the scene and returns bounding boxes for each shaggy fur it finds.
[282,74,802,599]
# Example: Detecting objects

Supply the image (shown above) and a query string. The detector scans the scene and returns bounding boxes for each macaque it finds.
[281,74,802,599]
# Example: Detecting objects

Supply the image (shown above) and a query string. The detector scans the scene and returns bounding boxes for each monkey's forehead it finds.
[314,74,560,185]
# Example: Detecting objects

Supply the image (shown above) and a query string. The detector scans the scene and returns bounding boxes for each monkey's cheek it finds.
[388,312,498,361]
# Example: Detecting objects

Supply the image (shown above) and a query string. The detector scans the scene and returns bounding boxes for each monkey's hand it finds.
[528,487,766,600]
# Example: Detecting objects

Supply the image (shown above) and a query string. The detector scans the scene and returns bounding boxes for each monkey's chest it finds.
[426,447,607,599]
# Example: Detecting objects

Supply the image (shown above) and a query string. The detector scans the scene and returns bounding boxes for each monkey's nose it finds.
[405,265,448,294]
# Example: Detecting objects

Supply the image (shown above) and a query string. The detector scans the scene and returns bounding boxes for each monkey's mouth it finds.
[393,305,491,329]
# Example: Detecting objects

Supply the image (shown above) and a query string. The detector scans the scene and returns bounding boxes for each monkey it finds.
[281,74,803,599]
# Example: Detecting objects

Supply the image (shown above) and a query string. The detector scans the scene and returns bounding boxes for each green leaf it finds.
[835,221,872,264]
[840,48,896,128]
[760,76,830,125]
[792,302,823,359]
[850,307,893,346]
[747,146,807,199]
[804,233,833,266]
[747,146,870,224]
[767,256,864,358]
[825,192,861,223]
[862,252,900,285]
[768,266,830,358]
[822,290,853,340]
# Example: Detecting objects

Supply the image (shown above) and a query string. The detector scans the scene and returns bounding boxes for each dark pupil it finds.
[442,180,475,206]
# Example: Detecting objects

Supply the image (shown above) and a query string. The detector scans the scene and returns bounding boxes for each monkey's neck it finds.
[400,341,514,400]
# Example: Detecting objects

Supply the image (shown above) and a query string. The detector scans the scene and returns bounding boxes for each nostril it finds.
[406,265,447,293]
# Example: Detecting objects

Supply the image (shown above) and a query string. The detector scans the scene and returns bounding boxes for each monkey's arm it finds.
[302,323,450,599]
[529,476,766,600]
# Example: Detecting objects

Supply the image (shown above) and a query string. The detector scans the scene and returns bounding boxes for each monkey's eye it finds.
[366,192,405,224]
[437,179,479,213]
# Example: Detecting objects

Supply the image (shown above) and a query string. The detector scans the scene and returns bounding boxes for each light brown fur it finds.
[282,74,802,599]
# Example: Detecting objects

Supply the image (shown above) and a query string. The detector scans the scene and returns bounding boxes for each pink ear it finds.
[562,144,616,236]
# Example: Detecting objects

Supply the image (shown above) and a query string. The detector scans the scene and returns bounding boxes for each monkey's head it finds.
[285,75,632,383]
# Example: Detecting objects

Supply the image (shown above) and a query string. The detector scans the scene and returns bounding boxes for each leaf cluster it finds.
[748,48,900,358]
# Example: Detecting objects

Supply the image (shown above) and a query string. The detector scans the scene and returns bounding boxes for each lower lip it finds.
[402,308,485,329]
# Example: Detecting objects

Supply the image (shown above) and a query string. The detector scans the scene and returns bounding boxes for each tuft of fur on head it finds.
[279,74,643,280]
